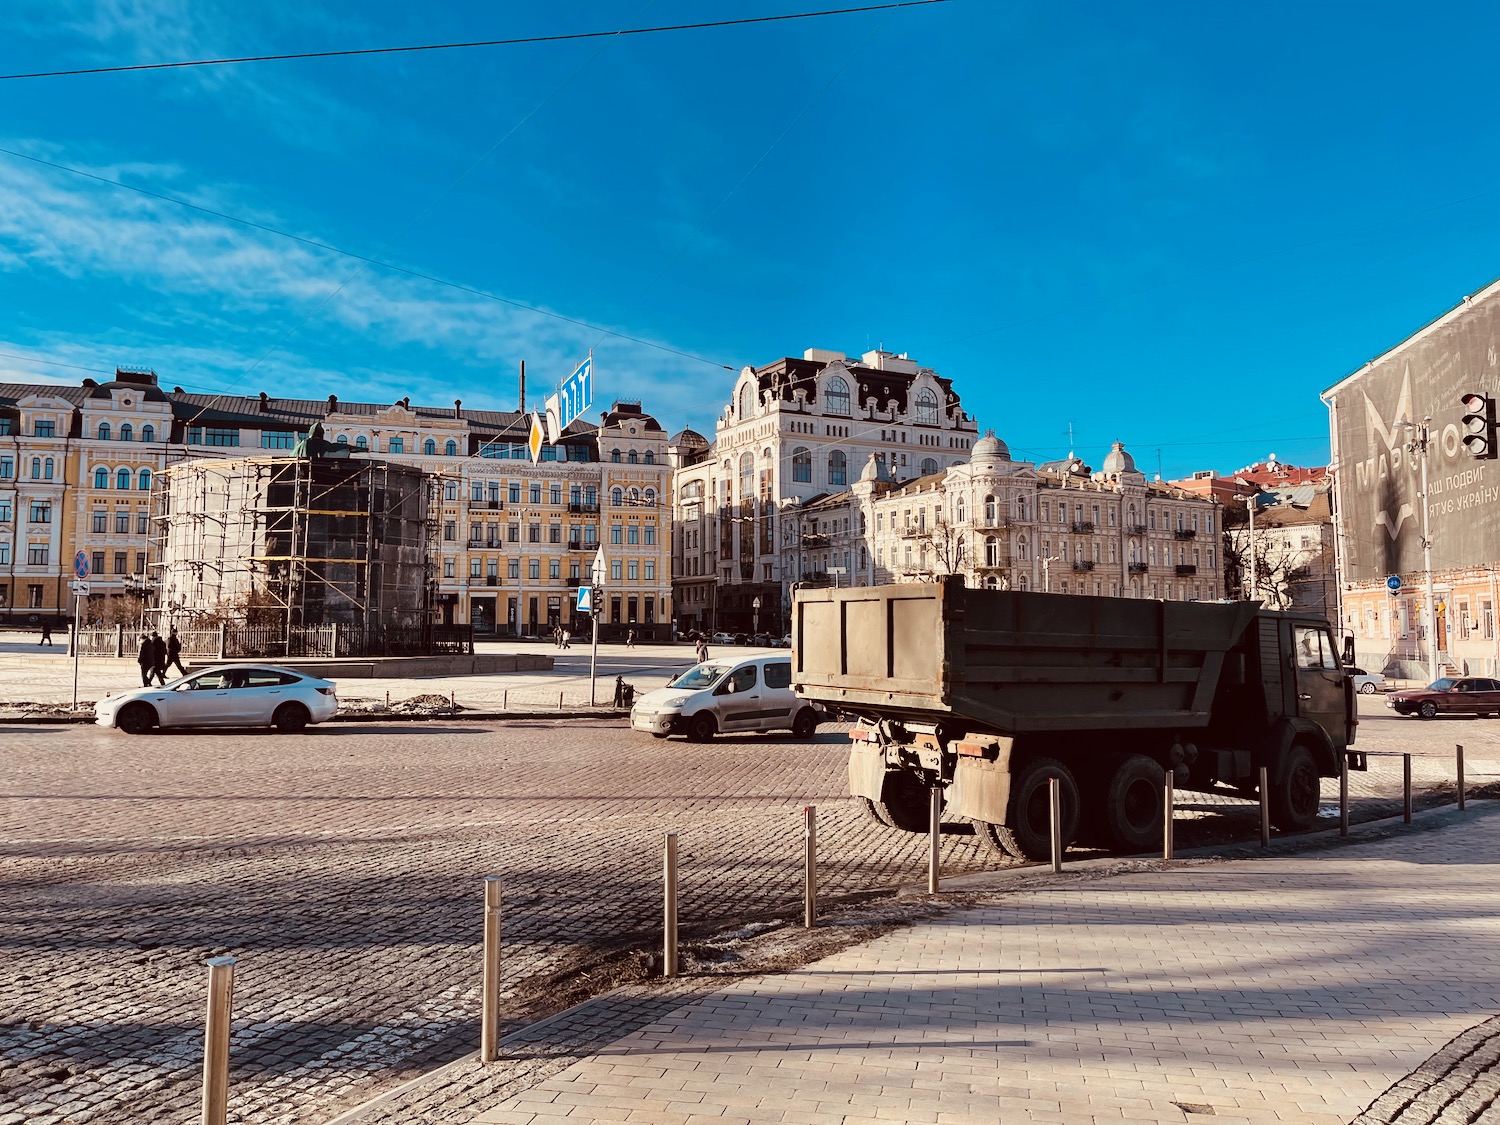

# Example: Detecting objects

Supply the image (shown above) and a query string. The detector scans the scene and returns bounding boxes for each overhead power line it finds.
[0,1,952,81]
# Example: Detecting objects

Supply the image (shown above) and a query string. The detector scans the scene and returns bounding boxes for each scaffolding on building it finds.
[151,455,448,656]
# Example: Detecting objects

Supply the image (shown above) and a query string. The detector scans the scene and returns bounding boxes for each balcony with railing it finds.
[467,575,502,586]
[1071,521,1095,534]
[801,533,831,548]
[1174,528,1197,540]
[1175,564,1197,576]
[1128,562,1149,573]
[975,555,1013,570]
[1072,560,1095,571]
[1127,524,1148,535]
[567,502,599,514]
[469,498,504,510]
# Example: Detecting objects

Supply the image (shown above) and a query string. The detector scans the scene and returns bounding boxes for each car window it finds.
[764,661,792,690]
[190,671,232,690]
[670,664,727,690]
[243,670,290,688]
[722,665,757,694]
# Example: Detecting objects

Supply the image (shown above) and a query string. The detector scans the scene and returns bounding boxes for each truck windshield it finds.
[670,664,728,690]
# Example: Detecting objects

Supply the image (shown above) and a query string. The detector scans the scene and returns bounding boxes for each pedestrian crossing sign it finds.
[576,586,593,614]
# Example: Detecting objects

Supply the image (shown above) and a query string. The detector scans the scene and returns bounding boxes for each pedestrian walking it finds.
[562,628,572,650]
[695,639,708,664]
[165,626,188,678]
[136,634,155,687]
[626,628,636,649]
[149,630,168,686]
[39,619,52,646]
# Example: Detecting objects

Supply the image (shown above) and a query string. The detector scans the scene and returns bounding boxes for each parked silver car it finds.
[1348,666,1386,695]
[96,664,339,734]
[630,654,822,741]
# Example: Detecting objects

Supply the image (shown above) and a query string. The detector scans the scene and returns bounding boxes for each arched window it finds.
[44,458,53,480]
[138,469,151,490]
[445,439,458,456]
[141,425,155,443]
[611,448,621,463]
[337,434,349,445]
[627,450,638,464]
[119,424,133,442]
[825,376,850,416]
[643,450,654,464]
[920,457,938,476]
[355,435,368,450]
[984,495,997,524]
[423,438,436,456]
[628,487,641,504]
[116,468,131,490]
[739,382,755,419]
[955,496,966,524]
[739,451,754,500]
[643,487,657,505]
[611,486,623,506]
[985,535,1000,567]
[792,447,812,483]
[97,423,110,441]
[94,467,109,489]
[915,388,938,425]
[829,450,847,486]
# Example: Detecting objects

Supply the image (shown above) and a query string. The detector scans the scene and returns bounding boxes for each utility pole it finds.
[1041,554,1059,593]
[589,547,604,705]
[1244,491,1259,601]
[1402,417,1438,682]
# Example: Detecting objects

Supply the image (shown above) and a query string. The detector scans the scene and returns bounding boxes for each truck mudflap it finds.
[946,755,1012,825]
[848,742,887,802]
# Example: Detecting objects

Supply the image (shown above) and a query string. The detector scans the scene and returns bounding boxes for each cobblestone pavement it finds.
[0,696,1487,1125]
[464,803,1500,1125]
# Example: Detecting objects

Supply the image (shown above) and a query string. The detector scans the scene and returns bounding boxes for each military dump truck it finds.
[791,579,1357,859]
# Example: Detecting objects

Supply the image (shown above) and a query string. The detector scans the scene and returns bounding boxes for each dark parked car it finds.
[1386,677,1500,718]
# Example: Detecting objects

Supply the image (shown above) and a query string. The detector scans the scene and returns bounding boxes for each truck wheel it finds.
[860,796,893,827]
[876,770,937,832]
[686,713,717,742]
[1269,744,1321,831]
[987,757,1080,861]
[1100,755,1165,853]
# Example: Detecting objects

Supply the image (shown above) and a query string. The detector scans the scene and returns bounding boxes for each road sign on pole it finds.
[69,581,90,597]
[73,550,89,579]
[577,586,592,614]
[1386,574,1403,593]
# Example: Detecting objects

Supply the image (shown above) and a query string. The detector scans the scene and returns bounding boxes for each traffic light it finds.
[1461,392,1498,459]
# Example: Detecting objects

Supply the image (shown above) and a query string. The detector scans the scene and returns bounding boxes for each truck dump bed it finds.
[792,579,1259,734]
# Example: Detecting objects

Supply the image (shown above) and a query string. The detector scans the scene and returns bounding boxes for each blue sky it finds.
[4,0,1500,479]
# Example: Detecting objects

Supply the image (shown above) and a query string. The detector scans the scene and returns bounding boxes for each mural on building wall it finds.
[1328,295,1500,583]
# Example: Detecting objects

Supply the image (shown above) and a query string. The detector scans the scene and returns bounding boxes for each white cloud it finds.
[0,148,721,426]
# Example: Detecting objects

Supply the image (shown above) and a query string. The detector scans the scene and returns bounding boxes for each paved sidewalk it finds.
[448,804,1500,1125]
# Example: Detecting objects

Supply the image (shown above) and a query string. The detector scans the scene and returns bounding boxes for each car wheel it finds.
[686,712,717,742]
[1269,744,1321,831]
[1359,682,1376,695]
[273,703,310,734]
[117,702,156,735]
[791,707,818,740]
[1419,700,1438,719]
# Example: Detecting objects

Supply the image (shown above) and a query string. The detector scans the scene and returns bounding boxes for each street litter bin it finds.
[612,676,635,708]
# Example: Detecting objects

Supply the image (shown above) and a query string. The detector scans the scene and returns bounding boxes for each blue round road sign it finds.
[73,550,89,579]
[1386,574,1402,593]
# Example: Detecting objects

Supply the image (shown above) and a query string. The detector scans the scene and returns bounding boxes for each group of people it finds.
[136,627,188,686]
[551,625,572,649]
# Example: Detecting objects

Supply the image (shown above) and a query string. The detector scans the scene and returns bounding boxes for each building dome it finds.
[669,427,709,450]
[859,452,893,483]
[970,429,1011,468]
[1101,441,1136,475]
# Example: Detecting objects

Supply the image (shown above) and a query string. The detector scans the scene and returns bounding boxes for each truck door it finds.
[1290,624,1347,749]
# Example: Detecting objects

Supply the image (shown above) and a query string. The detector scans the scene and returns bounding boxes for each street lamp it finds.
[1242,491,1259,602]
[1041,554,1059,593]
[1397,416,1438,683]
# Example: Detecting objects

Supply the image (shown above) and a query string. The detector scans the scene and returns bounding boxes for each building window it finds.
[261,431,297,449]
[389,437,404,454]
[97,423,111,441]
[611,448,621,463]
[644,525,656,545]
[549,559,560,580]
[626,526,639,546]
[94,467,109,489]
[142,425,155,442]
[509,482,521,504]
[34,421,54,437]
[137,512,149,534]
[423,438,436,456]
[627,560,639,581]
[44,458,54,480]
[115,511,129,534]
[529,483,541,504]
[528,560,540,580]
[92,510,107,533]
[627,450,638,464]
[91,550,105,575]
[443,521,456,541]
[920,457,938,476]
[507,523,519,543]
[0,457,11,479]
[138,470,151,491]
[644,450,655,464]
[118,423,133,442]
[549,524,562,544]
[443,558,455,578]
[29,502,50,524]
[611,487,623,506]
[792,447,812,483]
[829,450,848,486]
[610,524,623,545]
[28,546,47,565]
[444,482,458,501]
[915,388,938,425]
[611,559,623,581]
[445,440,458,456]
[528,523,541,543]
[472,482,485,503]
[113,551,127,574]
[825,376,850,417]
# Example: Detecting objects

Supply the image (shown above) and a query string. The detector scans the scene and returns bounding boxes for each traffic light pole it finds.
[589,603,599,706]
[1416,419,1437,684]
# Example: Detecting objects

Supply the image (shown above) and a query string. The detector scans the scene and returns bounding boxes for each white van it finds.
[630,654,822,742]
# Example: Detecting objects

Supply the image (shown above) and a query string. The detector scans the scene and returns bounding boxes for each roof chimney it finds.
[259,391,269,411]
[454,398,462,419]
[326,394,338,414]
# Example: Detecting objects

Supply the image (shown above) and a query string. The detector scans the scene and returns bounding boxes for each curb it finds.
[0,710,633,726]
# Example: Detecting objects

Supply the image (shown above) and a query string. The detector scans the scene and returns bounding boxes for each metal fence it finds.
[70,623,473,659]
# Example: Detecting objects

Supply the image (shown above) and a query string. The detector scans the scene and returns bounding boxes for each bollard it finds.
[1259,766,1270,848]
[803,805,817,929]
[1049,776,1063,873]
[201,956,236,1125]
[1340,755,1349,838]
[663,832,679,978]
[1458,744,1467,812]
[1403,752,1412,824]
[480,878,502,1063]
[558,691,563,710]
[1162,773,1174,860]
[927,786,941,894]
[503,689,508,710]
[450,691,456,712]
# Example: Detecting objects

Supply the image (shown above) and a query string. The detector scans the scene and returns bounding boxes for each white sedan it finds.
[1348,666,1386,695]
[96,665,339,734]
